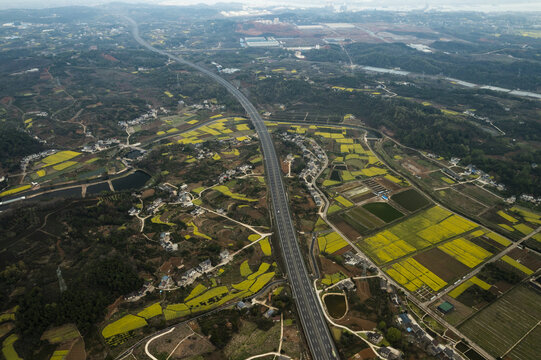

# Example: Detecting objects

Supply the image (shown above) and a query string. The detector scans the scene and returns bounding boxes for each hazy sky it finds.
[1,0,541,11]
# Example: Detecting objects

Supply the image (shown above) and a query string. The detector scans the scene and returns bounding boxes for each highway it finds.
[125,16,339,359]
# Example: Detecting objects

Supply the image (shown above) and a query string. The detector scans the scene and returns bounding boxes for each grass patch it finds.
[214,185,258,202]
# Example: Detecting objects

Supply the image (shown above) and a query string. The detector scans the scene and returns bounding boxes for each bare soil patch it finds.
[334,220,361,240]
[355,279,371,302]
[414,248,469,282]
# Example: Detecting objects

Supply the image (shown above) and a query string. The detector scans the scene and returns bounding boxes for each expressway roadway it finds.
[125,16,339,360]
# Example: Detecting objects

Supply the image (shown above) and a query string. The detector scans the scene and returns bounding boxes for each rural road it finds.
[124,16,339,360]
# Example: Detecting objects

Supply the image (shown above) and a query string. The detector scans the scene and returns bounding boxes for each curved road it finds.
[125,16,338,360]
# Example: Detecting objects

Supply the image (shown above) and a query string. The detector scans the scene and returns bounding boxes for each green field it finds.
[507,325,541,360]
[337,212,370,234]
[458,285,541,358]
[391,189,430,212]
[362,202,404,223]
[339,206,382,234]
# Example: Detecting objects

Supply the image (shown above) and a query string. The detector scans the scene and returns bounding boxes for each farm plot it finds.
[41,324,80,344]
[102,314,148,338]
[390,189,430,212]
[213,185,258,202]
[501,256,534,275]
[357,206,479,265]
[438,238,492,268]
[458,285,541,359]
[436,188,487,216]
[362,202,404,223]
[507,325,541,360]
[385,258,447,292]
[340,206,383,232]
[460,184,503,207]
[163,262,276,322]
[0,184,31,197]
[318,232,349,254]
[136,303,163,319]
[413,248,469,282]
[41,150,81,167]
[448,276,491,298]
[2,334,21,360]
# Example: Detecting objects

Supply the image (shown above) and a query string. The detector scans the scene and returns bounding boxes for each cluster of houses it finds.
[81,138,121,153]
[159,232,178,252]
[396,313,463,359]
[146,197,165,214]
[125,283,156,302]
[446,157,508,193]
[117,107,158,129]
[342,251,377,273]
[217,164,253,183]
[463,164,506,191]
[177,259,214,287]
[157,183,191,204]
[191,99,226,112]
[448,158,541,204]
[281,132,326,206]
[377,345,403,359]
[20,149,58,171]
[210,61,240,74]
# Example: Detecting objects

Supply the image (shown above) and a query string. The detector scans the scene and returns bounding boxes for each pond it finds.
[324,294,347,319]
[111,170,151,191]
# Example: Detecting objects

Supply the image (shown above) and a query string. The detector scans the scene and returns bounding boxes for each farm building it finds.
[437,301,454,314]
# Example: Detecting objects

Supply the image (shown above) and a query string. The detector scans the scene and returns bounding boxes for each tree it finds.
[386,327,402,344]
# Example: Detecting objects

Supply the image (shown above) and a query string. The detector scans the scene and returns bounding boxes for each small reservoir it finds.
[324,294,347,319]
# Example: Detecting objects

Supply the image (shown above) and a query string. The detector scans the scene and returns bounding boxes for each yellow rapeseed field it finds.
[497,210,518,223]
[102,315,148,338]
[52,161,77,171]
[250,272,275,292]
[0,185,31,197]
[486,232,511,247]
[240,260,252,277]
[185,286,229,307]
[136,303,163,319]
[334,195,353,208]
[248,263,271,280]
[448,281,473,298]
[259,238,272,256]
[438,238,491,268]
[513,223,534,235]
[2,334,21,360]
[358,206,481,265]
[185,284,208,301]
[501,255,533,275]
[42,151,80,166]
[318,232,348,254]
[386,258,447,292]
